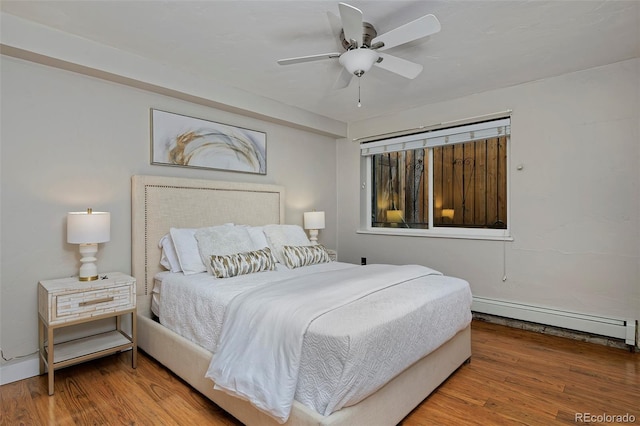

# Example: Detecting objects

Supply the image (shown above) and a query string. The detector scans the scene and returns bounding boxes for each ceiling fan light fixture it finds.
[339,48,379,77]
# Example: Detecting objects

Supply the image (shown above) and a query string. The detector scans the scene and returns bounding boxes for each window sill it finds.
[356,227,514,242]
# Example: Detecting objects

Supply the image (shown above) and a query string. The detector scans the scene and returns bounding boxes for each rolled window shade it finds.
[360,117,510,156]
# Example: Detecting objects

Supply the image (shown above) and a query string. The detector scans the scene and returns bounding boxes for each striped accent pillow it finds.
[282,245,331,269]
[209,247,276,278]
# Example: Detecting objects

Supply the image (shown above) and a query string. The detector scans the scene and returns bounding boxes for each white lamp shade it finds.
[339,49,379,75]
[67,211,110,244]
[303,211,325,230]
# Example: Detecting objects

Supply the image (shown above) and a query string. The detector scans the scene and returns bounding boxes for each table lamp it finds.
[303,211,325,245]
[67,208,110,281]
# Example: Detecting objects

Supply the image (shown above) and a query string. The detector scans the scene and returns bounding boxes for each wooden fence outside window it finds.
[372,136,507,229]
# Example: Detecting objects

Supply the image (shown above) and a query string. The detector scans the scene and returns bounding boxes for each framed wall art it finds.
[151,109,266,175]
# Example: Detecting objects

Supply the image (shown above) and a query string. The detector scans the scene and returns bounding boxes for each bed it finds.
[131,174,472,426]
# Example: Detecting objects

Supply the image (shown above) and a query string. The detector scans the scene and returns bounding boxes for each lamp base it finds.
[79,275,99,282]
[78,243,100,282]
[308,229,319,245]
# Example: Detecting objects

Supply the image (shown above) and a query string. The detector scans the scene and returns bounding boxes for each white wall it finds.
[337,59,639,322]
[0,56,338,374]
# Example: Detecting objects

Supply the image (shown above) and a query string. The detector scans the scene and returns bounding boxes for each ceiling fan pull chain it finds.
[358,78,362,108]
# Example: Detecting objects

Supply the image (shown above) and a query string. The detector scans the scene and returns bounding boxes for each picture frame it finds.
[151,109,267,175]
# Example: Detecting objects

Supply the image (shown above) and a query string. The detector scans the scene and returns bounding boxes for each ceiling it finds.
[2,1,638,124]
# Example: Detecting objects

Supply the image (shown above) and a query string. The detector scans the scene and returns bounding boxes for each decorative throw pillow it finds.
[263,224,312,264]
[282,245,331,269]
[195,225,254,275]
[209,247,277,278]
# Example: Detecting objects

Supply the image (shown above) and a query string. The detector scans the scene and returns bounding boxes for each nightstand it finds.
[38,272,137,395]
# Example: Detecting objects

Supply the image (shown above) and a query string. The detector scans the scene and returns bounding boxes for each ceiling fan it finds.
[277,2,441,89]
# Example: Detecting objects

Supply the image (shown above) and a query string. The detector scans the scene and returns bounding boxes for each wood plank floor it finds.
[1,320,638,425]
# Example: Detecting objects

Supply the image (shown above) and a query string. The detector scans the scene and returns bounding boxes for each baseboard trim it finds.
[472,296,638,348]
[0,354,40,385]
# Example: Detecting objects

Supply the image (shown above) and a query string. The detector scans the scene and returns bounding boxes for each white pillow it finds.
[263,224,311,264]
[169,228,206,275]
[195,225,255,274]
[158,234,181,272]
[236,225,270,250]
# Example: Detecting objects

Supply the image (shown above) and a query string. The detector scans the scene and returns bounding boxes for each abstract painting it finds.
[151,109,266,174]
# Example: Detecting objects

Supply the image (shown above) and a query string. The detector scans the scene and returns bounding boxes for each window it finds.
[361,117,510,239]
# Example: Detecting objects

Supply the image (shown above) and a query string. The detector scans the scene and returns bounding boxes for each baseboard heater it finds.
[472,296,637,347]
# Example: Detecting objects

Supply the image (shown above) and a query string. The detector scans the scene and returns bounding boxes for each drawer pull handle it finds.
[79,297,114,306]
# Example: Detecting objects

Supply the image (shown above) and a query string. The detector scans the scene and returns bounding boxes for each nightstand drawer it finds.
[54,284,134,321]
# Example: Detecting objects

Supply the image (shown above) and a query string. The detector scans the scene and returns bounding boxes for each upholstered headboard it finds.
[131,175,285,296]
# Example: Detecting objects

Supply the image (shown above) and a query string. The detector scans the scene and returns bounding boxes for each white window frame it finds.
[359,117,512,241]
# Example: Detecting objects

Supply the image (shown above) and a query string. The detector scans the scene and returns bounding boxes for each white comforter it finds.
[158,262,472,422]
[204,264,463,423]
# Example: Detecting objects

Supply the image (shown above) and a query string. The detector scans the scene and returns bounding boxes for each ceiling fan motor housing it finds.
[340,22,377,49]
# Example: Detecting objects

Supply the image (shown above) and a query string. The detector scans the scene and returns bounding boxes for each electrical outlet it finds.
[361,257,367,265]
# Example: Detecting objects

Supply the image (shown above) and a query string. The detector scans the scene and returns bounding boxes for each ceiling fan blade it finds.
[277,53,341,66]
[333,67,353,89]
[373,14,441,51]
[375,53,423,79]
[338,2,363,47]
